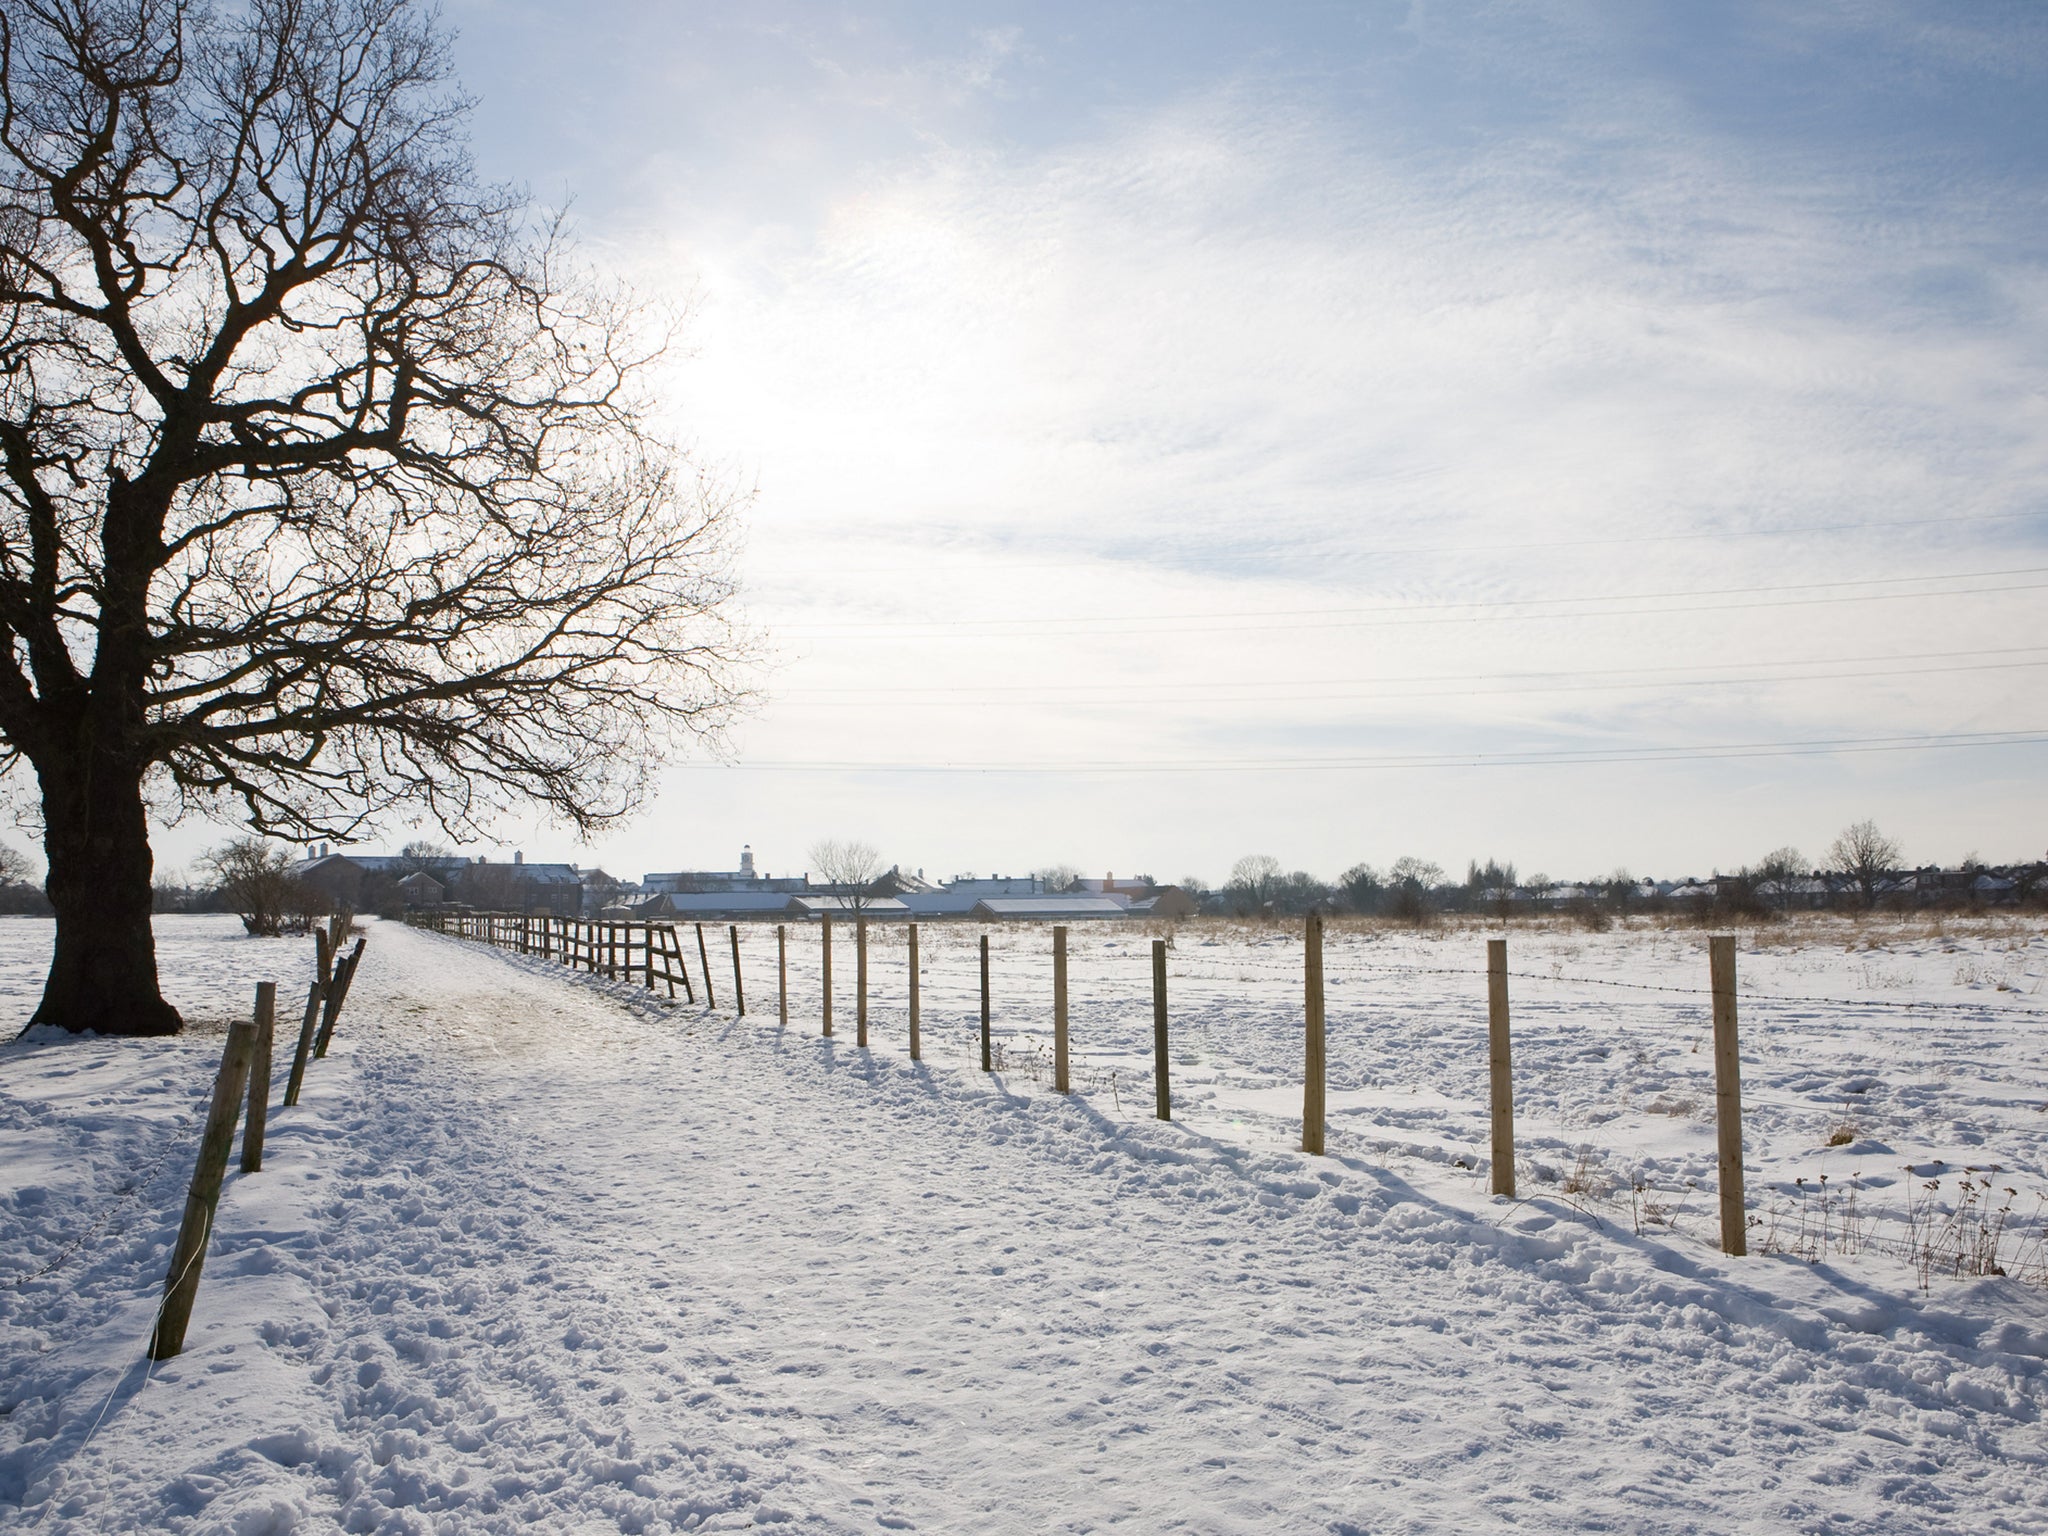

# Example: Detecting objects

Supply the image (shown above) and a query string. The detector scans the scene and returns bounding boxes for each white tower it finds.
[740,845,755,879]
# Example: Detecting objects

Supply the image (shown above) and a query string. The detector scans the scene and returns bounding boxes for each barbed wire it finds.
[1147,949,2043,1015]
[2,1105,201,1291]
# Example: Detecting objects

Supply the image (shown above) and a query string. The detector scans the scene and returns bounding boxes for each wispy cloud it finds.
[374,3,2048,876]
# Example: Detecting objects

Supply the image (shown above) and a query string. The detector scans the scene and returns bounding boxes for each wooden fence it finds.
[414,910,1755,1258]
[409,910,723,1003]
[153,915,368,1360]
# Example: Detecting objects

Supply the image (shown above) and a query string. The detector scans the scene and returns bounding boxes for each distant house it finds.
[788,895,911,921]
[291,852,370,910]
[396,870,446,907]
[454,854,587,915]
[971,896,1131,922]
[646,891,812,921]
[868,865,940,898]
[943,875,1049,896]
[898,890,984,918]
[1127,886,1199,920]
[642,845,807,895]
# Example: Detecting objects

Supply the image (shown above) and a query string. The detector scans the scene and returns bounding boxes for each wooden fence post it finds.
[1487,938,1515,1197]
[907,923,921,1061]
[856,917,869,1048]
[1302,911,1326,1155]
[1152,939,1170,1120]
[239,982,278,1173]
[730,925,746,1015]
[821,916,834,1037]
[150,1015,260,1360]
[282,977,324,1108]
[666,925,694,1003]
[979,933,991,1072]
[1711,934,1747,1256]
[313,938,366,1059]
[1052,925,1070,1093]
[695,922,717,1009]
[644,922,656,990]
[777,924,788,1028]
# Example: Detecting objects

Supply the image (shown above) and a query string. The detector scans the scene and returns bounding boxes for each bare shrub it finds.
[204,839,317,936]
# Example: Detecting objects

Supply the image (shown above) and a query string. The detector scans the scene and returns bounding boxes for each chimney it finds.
[514,850,523,865]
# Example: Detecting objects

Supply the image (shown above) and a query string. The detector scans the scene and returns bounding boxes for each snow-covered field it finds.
[3,912,2046,1533]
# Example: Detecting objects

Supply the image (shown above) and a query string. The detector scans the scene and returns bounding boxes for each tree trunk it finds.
[30,753,182,1036]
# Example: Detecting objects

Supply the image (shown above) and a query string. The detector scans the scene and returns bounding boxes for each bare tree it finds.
[1225,853,1283,916]
[809,838,885,913]
[397,839,457,877]
[1033,863,1082,894]
[1827,820,1903,909]
[1387,856,1443,927]
[1465,857,1517,919]
[0,838,34,886]
[456,859,527,912]
[0,0,747,1033]
[1338,861,1383,915]
[1755,845,1806,911]
[203,837,312,936]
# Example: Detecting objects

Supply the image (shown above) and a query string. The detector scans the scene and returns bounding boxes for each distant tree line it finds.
[1198,822,2047,924]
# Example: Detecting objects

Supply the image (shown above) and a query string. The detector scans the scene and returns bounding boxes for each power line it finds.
[780,643,2048,695]
[772,652,2048,709]
[755,509,2047,579]
[699,726,2048,775]
[775,572,2048,639]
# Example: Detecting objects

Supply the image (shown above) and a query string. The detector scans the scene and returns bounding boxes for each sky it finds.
[160,0,2048,887]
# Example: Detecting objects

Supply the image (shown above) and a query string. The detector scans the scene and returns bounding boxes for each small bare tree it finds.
[1828,820,1903,909]
[1339,862,1384,915]
[203,837,311,936]
[1387,856,1443,927]
[0,839,34,887]
[1225,853,1283,915]
[0,0,748,1033]
[397,839,457,877]
[809,839,885,914]
[1755,846,1806,911]
[1033,863,1082,894]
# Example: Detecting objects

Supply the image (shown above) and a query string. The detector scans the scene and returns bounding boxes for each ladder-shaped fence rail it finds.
[417,911,701,1003]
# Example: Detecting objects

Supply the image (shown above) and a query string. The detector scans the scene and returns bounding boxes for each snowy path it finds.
[4,920,2047,1533]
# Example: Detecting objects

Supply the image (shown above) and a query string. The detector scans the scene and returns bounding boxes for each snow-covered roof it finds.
[971,896,1131,920]
[898,891,982,915]
[787,896,911,918]
[661,891,804,915]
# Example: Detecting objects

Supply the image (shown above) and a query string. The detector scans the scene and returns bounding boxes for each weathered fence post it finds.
[730,925,746,1016]
[282,977,324,1109]
[821,915,834,1037]
[695,922,717,1009]
[1152,938,1171,1121]
[1302,911,1326,1155]
[1711,934,1747,1256]
[979,932,991,1071]
[1488,938,1515,1197]
[856,917,870,1048]
[239,982,278,1173]
[777,924,789,1028]
[1052,924,1070,1093]
[150,1014,260,1360]
[313,938,366,1059]
[667,925,695,1003]
[907,923,922,1061]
